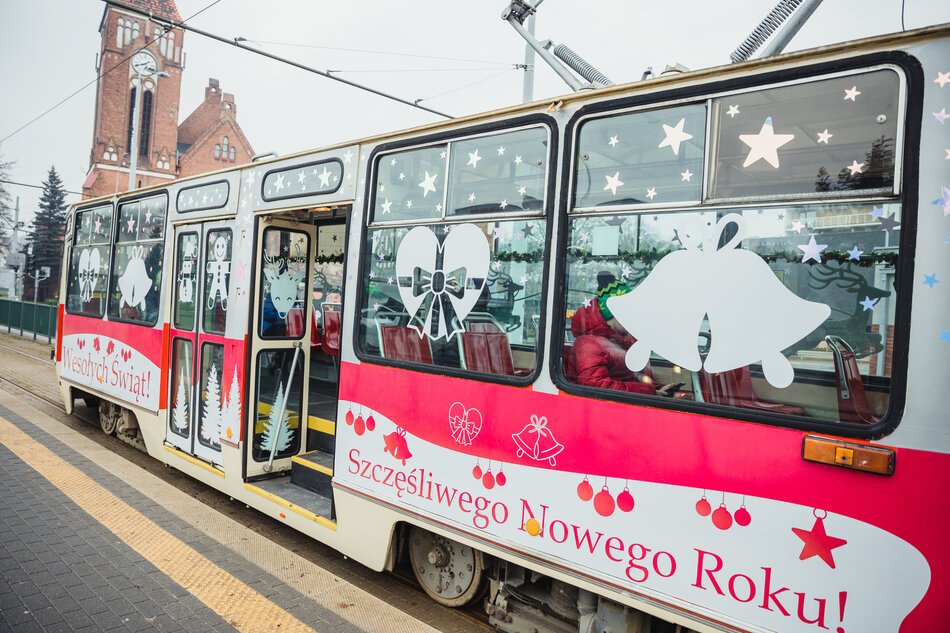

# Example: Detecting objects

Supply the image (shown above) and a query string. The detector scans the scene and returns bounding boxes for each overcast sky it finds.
[1,0,948,233]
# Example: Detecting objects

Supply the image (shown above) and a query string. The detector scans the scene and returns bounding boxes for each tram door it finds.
[245,218,317,477]
[166,222,234,465]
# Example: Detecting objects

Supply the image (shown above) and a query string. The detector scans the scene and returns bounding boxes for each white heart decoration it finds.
[394,223,490,341]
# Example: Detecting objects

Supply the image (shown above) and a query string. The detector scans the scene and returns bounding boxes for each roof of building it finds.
[110,0,181,23]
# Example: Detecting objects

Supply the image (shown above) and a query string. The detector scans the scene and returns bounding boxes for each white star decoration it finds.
[844,86,861,101]
[418,171,437,197]
[847,160,865,175]
[274,174,285,191]
[468,193,476,202]
[497,146,506,156]
[318,167,332,188]
[816,129,833,144]
[381,199,392,214]
[499,199,508,210]
[518,186,527,196]
[726,105,740,118]
[935,71,950,87]
[798,236,827,263]
[658,118,693,156]
[608,135,619,147]
[298,172,307,184]
[681,169,693,182]
[406,200,413,209]
[604,172,624,196]
[645,187,657,200]
[740,117,795,168]
[934,109,949,124]
[468,150,482,168]
[514,155,523,166]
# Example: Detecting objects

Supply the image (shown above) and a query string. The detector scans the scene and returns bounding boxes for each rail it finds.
[0,299,57,343]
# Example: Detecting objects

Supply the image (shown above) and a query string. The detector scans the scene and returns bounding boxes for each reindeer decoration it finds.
[263,246,306,320]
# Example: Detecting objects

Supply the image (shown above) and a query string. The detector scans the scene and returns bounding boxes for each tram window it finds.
[173,232,199,331]
[169,337,193,439]
[66,204,112,317]
[252,348,303,461]
[197,342,225,450]
[373,145,446,223]
[561,203,899,425]
[573,104,705,210]
[108,194,166,325]
[259,228,309,339]
[360,218,545,377]
[448,127,548,215]
[203,229,232,335]
[707,69,900,200]
[313,224,344,321]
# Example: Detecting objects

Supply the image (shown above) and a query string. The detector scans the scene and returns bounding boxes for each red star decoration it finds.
[792,517,847,569]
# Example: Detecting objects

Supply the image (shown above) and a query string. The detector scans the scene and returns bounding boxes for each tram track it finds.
[0,338,492,632]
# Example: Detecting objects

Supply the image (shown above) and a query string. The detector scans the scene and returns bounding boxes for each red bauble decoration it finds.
[345,410,354,426]
[594,487,615,517]
[472,464,483,479]
[482,471,496,489]
[577,478,593,501]
[366,415,376,432]
[735,506,751,527]
[496,471,507,486]
[354,416,365,436]
[696,497,712,517]
[617,488,635,513]
[712,505,733,530]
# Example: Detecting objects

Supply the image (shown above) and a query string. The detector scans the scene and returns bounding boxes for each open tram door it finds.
[245,217,317,478]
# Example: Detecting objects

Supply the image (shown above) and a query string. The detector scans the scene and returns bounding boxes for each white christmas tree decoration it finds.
[173,368,189,432]
[223,365,242,432]
[261,383,292,454]
[200,362,222,447]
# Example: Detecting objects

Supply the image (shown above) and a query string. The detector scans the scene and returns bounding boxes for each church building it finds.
[82,0,254,199]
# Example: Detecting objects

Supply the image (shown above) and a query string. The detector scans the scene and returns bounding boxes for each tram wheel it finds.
[98,401,120,435]
[408,525,487,608]
[82,395,100,408]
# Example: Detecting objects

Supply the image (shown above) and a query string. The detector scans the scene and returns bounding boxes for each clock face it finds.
[131,52,157,76]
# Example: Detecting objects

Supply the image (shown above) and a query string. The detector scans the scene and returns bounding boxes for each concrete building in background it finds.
[82,0,254,199]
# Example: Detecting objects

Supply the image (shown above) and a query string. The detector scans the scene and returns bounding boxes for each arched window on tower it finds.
[168,31,175,60]
[229,147,236,161]
[116,19,125,48]
[214,144,221,159]
[155,27,166,57]
[140,90,153,158]
[126,87,137,153]
[130,20,140,43]
[222,136,229,155]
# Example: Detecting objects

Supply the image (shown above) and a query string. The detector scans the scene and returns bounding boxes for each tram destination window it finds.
[561,67,904,430]
[66,203,113,317]
[108,194,166,325]
[361,125,551,379]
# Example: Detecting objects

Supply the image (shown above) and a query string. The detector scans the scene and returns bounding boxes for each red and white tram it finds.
[57,24,950,633]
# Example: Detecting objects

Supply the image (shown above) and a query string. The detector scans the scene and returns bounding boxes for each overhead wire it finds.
[0,179,83,197]
[0,0,224,146]
[243,39,515,67]
[415,68,518,103]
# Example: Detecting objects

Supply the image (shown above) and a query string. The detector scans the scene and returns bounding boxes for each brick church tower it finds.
[83,0,254,199]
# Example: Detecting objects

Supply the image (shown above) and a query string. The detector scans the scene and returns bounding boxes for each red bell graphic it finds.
[383,428,413,466]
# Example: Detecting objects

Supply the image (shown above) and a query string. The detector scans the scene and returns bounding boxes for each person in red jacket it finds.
[567,275,680,396]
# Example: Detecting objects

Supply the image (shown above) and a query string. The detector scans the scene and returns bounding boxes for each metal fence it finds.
[0,299,57,342]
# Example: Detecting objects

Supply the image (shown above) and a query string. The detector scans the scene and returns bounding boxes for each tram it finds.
[57,23,950,633]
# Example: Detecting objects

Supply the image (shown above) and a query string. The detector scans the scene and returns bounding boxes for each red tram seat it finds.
[827,336,878,425]
[462,332,515,375]
[321,309,341,357]
[286,308,305,338]
[310,312,321,351]
[380,326,432,364]
[700,366,806,416]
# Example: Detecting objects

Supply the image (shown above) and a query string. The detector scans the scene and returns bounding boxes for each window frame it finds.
[106,190,169,327]
[353,114,559,386]
[65,202,114,318]
[176,179,230,214]
[551,52,922,440]
[260,158,344,203]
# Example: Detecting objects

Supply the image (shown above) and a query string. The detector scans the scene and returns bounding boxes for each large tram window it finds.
[259,228,309,339]
[66,204,112,317]
[197,342,225,450]
[252,349,303,461]
[173,232,199,331]
[203,229,231,335]
[360,218,544,377]
[707,69,900,201]
[108,194,166,325]
[372,145,446,223]
[561,203,899,425]
[573,104,705,210]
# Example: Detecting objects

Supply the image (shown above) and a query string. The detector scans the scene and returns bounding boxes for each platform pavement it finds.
[0,336,485,633]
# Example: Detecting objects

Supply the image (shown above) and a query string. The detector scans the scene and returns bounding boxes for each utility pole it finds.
[522,13,535,103]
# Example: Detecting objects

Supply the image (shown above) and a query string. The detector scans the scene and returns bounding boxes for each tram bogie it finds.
[56,24,950,633]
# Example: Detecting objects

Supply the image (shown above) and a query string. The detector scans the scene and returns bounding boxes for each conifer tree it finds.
[200,362,221,446]
[25,166,67,301]
[261,383,291,454]
[173,368,189,432]
[224,366,242,432]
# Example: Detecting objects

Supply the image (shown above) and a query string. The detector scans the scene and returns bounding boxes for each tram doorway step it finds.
[252,472,335,523]
[290,449,335,516]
